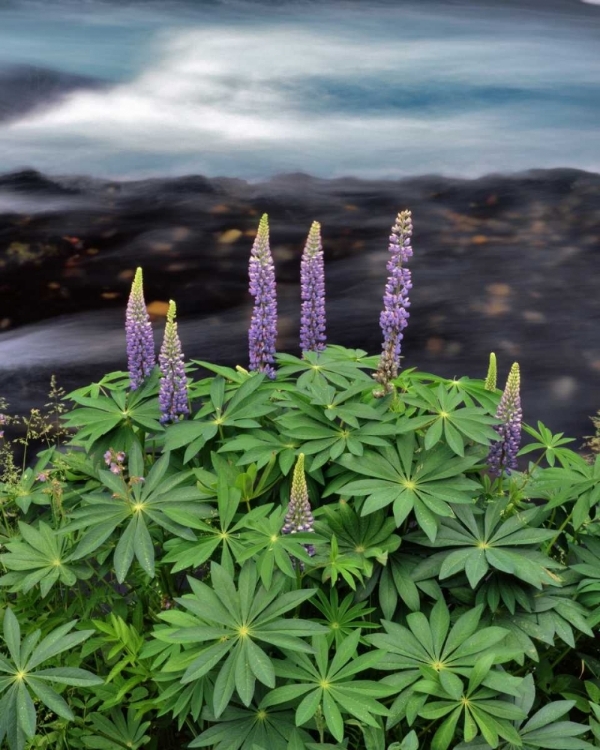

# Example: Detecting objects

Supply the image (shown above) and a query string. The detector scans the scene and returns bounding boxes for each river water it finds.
[0,0,599,180]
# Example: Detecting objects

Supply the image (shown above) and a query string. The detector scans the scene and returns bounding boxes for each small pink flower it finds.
[36,472,49,482]
[110,464,121,475]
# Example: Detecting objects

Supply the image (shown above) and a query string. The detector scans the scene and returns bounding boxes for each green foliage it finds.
[0,609,101,750]
[0,337,598,749]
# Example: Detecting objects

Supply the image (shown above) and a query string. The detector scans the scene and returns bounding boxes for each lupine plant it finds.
[158,300,189,425]
[374,210,413,395]
[126,267,156,391]
[487,362,522,477]
[248,213,277,379]
[0,209,599,750]
[300,221,326,354]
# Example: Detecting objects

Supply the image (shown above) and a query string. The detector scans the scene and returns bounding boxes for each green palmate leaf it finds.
[64,448,214,579]
[0,609,102,750]
[521,420,577,467]
[81,708,152,750]
[274,380,399,471]
[63,378,164,452]
[313,534,366,591]
[453,675,595,749]
[311,589,378,647]
[155,561,324,716]
[275,347,377,388]
[0,521,91,597]
[162,483,271,577]
[314,504,401,580]
[237,507,320,588]
[264,631,391,742]
[337,434,480,541]
[218,429,301,474]
[410,503,561,589]
[189,696,308,750]
[165,372,276,460]
[367,598,520,730]
[417,681,525,750]
[399,381,501,455]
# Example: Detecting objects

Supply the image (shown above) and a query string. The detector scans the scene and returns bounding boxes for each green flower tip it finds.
[484,352,497,391]
[291,453,308,506]
[293,452,306,481]
[258,213,269,236]
[252,214,271,263]
[132,266,144,293]
[306,221,322,256]
[283,452,314,538]
[507,361,520,394]
[167,300,177,325]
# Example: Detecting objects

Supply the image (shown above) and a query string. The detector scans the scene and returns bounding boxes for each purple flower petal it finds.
[374,211,413,392]
[300,221,326,354]
[487,362,522,476]
[248,214,278,379]
[159,300,189,424]
[126,267,156,390]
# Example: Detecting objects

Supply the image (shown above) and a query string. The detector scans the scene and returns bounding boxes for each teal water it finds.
[0,0,599,179]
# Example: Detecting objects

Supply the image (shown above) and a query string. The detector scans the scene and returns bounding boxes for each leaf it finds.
[234,642,256,708]
[296,689,322,728]
[32,667,103,686]
[113,517,137,583]
[16,682,36,738]
[132,515,155,578]
[182,641,234,683]
[522,700,575,732]
[323,690,345,742]
[27,625,94,670]
[245,638,275,687]
[2,609,21,666]
[431,706,461,750]
[26,677,74,721]
[213,648,238,717]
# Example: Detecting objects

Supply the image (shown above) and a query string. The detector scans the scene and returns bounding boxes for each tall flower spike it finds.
[373,210,413,394]
[125,267,156,390]
[484,352,497,391]
[158,301,189,425]
[282,453,315,559]
[300,221,326,354]
[487,362,522,477]
[248,214,277,379]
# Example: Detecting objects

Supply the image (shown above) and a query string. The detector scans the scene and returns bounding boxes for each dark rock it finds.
[0,166,598,444]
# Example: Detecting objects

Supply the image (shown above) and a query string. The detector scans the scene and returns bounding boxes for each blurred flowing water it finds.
[0,0,599,179]
[0,0,598,445]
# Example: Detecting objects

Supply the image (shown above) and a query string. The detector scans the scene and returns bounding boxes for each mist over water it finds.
[0,0,599,180]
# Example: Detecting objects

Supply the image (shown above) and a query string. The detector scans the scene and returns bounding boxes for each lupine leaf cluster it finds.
[0,209,598,750]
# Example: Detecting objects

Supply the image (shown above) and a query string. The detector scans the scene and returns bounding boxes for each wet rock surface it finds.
[0,166,598,442]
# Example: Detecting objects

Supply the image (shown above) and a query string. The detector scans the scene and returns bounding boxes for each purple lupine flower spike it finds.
[487,362,522,476]
[282,453,315,562]
[126,267,156,390]
[300,221,326,354]
[373,210,413,394]
[158,300,189,425]
[248,213,277,379]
